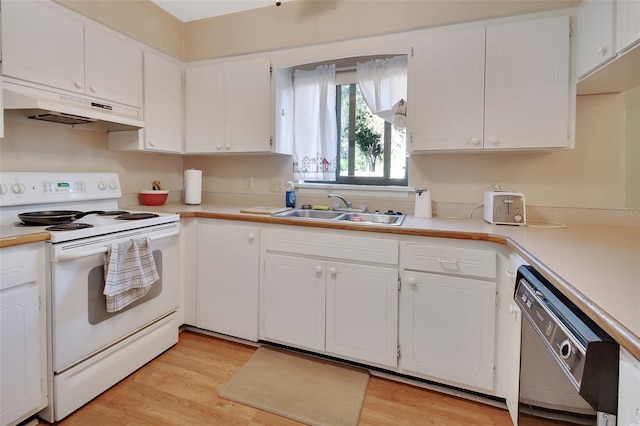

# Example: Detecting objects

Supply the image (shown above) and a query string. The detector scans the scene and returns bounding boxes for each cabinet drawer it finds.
[400,242,495,279]
[264,229,398,265]
[0,249,39,291]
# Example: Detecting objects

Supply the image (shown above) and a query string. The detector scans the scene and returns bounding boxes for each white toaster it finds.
[483,191,526,225]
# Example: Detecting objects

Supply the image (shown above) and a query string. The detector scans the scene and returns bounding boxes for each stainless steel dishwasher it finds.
[514,265,619,426]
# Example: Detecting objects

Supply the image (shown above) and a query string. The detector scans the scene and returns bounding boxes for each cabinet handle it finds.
[329,267,336,275]
[248,233,255,243]
[281,108,286,117]
[437,257,457,264]
[314,266,322,273]
[408,276,416,286]
[509,304,520,318]
[74,81,83,89]
[488,137,499,145]
[505,269,516,278]
[596,46,608,56]
[471,137,481,146]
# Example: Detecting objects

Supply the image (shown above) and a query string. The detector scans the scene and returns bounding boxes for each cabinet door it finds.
[1,0,85,94]
[223,56,272,152]
[262,254,325,351]
[399,271,496,391]
[142,52,183,153]
[185,63,225,153]
[618,349,640,426]
[0,285,41,426]
[616,0,640,54]
[196,223,260,341]
[409,27,486,151]
[485,16,570,149]
[576,0,615,77]
[84,25,143,107]
[326,262,398,368]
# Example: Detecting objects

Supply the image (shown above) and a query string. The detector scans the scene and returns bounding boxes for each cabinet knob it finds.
[89,85,98,93]
[596,46,608,56]
[147,139,156,147]
[225,143,231,150]
[489,137,499,145]
[74,81,83,89]
[248,233,255,243]
[471,137,481,146]
[216,144,223,150]
[407,276,416,286]
[329,267,337,275]
[314,266,322,273]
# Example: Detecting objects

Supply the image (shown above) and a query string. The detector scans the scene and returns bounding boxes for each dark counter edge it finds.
[3,211,638,361]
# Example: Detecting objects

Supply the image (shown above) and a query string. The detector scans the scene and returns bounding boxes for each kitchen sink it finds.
[336,212,405,226]
[274,209,345,220]
[272,209,405,226]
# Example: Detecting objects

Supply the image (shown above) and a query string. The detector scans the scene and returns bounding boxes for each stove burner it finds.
[99,211,129,216]
[115,213,160,220]
[46,223,94,231]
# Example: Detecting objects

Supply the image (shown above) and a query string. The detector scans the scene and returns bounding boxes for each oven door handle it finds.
[56,228,179,262]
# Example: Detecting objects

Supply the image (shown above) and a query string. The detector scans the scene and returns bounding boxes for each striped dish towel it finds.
[103,237,159,313]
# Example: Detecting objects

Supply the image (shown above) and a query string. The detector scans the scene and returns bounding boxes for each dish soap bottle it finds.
[286,181,296,208]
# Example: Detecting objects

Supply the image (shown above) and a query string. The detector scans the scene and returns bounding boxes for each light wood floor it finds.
[55,330,521,425]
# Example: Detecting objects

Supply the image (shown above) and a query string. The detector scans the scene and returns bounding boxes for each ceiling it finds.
[150,0,286,22]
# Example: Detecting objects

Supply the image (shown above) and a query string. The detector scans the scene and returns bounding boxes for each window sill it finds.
[296,182,414,199]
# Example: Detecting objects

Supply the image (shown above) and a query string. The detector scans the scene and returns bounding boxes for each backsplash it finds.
[1,90,636,227]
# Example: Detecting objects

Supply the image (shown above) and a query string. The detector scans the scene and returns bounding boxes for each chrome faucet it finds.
[327,193,352,209]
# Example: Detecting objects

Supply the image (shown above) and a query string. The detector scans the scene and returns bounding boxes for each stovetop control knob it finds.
[559,339,573,360]
[109,180,118,190]
[11,182,25,194]
[97,180,107,191]
[0,183,7,195]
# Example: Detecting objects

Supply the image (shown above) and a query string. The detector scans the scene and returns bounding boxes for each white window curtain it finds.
[356,55,407,129]
[293,64,337,181]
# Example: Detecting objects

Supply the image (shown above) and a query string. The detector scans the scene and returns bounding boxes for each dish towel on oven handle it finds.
[103,237,160,313]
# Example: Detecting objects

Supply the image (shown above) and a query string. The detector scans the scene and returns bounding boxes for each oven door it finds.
[49,223,179,373]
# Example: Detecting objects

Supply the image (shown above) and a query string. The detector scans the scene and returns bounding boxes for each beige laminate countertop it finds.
[3,202,639,361]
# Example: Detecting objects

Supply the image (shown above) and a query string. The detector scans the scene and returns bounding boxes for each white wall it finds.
[0,117,184,196]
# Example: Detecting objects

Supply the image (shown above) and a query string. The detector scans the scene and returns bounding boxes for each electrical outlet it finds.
[270,177,283,193]
[244,176,253,191]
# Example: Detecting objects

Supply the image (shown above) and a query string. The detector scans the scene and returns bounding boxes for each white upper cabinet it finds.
[616,0,640,54]
[409,15,571,152]
[1,0,143,108]
[576,0,640,94]
[185,56,272,154]
[109,52,183,153]
[575,0,615,78]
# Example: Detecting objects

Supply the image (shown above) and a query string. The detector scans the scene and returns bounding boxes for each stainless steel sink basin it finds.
[272,209,405,226]
[336,212,405,226]
[274,209,344,220]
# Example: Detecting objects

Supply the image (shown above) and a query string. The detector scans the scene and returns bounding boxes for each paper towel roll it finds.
[184,169,202,205]
[414,189,432,218]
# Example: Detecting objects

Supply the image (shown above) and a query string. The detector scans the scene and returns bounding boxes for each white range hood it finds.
[2,78,145,132]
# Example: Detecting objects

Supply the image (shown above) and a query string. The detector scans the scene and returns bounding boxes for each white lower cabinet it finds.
[619,348,640,426]
[325,262,398,367]
[262,254,326,351]
[399,241,497,391]
[399,271,496,391]
[0,243,47,426]
[261,228,399,368]
[195,221,260,341]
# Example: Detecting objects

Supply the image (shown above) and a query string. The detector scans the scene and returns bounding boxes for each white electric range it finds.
[0,172,181,422]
